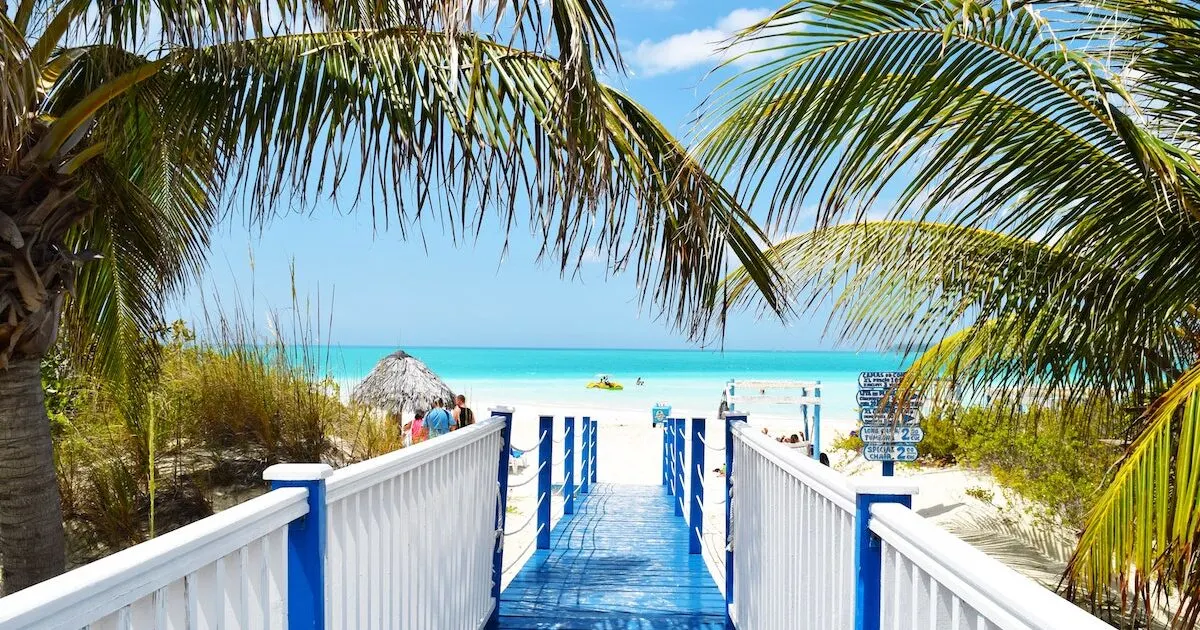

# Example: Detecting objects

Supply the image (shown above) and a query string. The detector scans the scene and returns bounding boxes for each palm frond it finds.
[135,28,782,332]
[723,221,1188,401]
[698,0,1195,234]
[1067,363,1200,626]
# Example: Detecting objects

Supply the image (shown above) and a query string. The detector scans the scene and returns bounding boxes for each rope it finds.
[508,461,547,488]
[502,524,544,573]
[511,430,549,452]
[503,500,542,535]
[697,433,726,451]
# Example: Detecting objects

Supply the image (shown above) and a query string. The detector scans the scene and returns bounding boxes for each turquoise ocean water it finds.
[321,347,910,422]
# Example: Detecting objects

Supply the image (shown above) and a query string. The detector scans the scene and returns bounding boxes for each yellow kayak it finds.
[587,381,624,390]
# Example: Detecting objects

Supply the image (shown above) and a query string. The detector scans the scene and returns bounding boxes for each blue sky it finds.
[171,2,842,351]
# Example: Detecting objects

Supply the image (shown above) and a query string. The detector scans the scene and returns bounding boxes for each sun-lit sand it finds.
[477,399,1077,592]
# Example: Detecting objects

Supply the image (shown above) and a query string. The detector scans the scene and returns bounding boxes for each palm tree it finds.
[0,0,783,594]
[704,0,1200,625]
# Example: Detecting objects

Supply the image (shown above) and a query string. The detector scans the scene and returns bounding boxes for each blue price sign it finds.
[863,443,918,462]
[860,426,924,443]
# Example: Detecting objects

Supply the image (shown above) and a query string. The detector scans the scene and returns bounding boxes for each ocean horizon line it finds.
[308,343,901,354]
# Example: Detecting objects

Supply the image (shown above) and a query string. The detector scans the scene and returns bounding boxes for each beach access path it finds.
[498,483,725,629]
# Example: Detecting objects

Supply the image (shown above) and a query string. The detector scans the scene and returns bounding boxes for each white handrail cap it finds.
[853,477,920,496]
[263,463,334,481]
[489,405,515,414]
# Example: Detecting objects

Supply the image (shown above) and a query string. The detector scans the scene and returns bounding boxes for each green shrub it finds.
[913,403,1122,528]
[829,432,863,453]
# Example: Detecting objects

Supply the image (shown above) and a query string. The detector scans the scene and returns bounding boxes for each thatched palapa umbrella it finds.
[351,350,454,414]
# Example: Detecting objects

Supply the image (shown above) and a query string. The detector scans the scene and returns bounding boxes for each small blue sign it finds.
[652,403,671,427]
[863,443,919,462]
[860,426,924,443]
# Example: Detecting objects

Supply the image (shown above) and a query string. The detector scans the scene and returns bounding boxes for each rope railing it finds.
[503,493,547,536]
[511,430,549,453]
[697,432,726,451]
[508,461,547,488]
[502,524,545,573]
[500,414,599,579]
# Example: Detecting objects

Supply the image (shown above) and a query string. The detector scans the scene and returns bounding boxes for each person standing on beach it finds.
[425,400,453,438]
[453,394,475,429]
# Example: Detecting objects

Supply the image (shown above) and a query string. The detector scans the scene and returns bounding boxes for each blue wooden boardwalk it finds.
[499,484,724,629]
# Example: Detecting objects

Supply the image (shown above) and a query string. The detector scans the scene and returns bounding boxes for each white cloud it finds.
[633,8,774,77]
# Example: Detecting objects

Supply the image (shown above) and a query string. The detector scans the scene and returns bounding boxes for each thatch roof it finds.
[350,350,454,414]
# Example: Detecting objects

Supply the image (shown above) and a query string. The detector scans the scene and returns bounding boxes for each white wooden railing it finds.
[0,411,517,630]
[871,504,1108,630]
[322,417,506,630]
[0,486,306,629]
[730,422,857,630]
[717,415,1114,630]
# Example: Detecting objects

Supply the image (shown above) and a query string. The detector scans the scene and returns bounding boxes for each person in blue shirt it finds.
[424,399,454,438]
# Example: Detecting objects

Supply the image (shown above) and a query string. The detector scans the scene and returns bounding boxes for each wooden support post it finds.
[724,414,746,630]
[263,463,333,630]
[588,417,597,484]
[564,417,576,515]
[853,480,916,630]
[486,406,514,630]
[674,419,686,517]
[689,418,705,554]
[537,415,553,549]
[580,416,591,496]
[662,421,671,486]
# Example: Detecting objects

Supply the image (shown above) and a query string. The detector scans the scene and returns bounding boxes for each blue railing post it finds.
[853,480,917,630]
[689,417,705,554]
[487,406,514,630]
[564,416,576,515]
[263,463,333,630]
[666,419,677,496]
[674,418,686,516]
[725,413,746,630]
[667,420,676,494]
[537,415,554,549]
[589,417,598,484]
[580,416,591,496]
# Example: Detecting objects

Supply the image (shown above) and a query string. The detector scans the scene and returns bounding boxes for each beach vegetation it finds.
[709,0,1200,623]
[50,308,389,565]
[0,0,787,591]
[828,432,862,454]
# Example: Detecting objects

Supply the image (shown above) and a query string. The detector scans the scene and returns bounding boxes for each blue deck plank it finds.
[499,484,725,629]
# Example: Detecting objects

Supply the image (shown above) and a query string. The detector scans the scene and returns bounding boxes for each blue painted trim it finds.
[486,409,514,630]
[564,417,576,515]
[580,416,591,496]
[853,491,912,630]
[724,414,746,630]
[589,417,598,483]
[666,419,677,496]
[674,419,686,517]
[689,417,705,554]
[268,477,328,630]
[537,415,553,550]
[882,461,895,477]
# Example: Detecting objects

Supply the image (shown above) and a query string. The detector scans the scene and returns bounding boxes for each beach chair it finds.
[509,447,529,475]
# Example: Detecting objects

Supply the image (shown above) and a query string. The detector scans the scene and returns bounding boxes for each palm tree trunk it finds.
[0,357,65,595]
